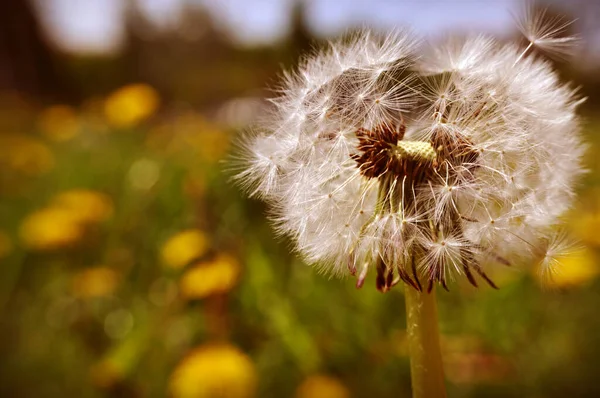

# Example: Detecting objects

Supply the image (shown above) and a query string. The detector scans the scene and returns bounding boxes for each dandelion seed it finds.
[513,3,580,61]
[536,231,583,284]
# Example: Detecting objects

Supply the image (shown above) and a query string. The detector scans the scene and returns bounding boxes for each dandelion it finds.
[19,207,84,251]
[235,31,584,292]
[233,8,585,398]
[169,343,257,398]
[19,190,113,251]
[180,254,240,300]
[104,83,160,128]
[161,229,209,269]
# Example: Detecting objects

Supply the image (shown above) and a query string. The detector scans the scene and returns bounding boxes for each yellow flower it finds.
[169,343,257,398]
[19,190,112,251]
[104,84,159,128]
[180,254,240,299]
[0,133,54,176]
[161,229,209,269]
[295,375,350,398]
[537,248,600,288]
[19,207,84,250]
[0,231,13,258]
[38,105,80,142]
[71,267,119,298]
[51,189,113,223]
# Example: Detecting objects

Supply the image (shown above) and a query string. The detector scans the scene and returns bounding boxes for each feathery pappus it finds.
[233,9,586,292]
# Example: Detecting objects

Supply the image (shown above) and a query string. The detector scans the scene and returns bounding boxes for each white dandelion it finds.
[233,17,585,292]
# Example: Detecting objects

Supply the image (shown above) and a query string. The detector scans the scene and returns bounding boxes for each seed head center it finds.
[351,123,437,180]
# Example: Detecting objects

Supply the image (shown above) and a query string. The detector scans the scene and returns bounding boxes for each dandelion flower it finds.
[19,207,84,250]
[235,22,584,294]
[161,229,209,269]
[234,11,585,398]
[180,254,240,299]
[169,344,257,398]
[104,83,159,128]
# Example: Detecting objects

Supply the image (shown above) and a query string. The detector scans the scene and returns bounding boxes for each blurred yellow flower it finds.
[161,229,209,269]
[19,190,112,251]
[180,254,240,299]
[38,105,80,142]
[0,133,54,176]
[537,248,600,288]
[169,343,257,398]
[104,84,159,128]
[0,230,13,258]
[571,211,600,247]
[295,375,350,398]
[72,267,119,298]
[19,207,84,250]
[51,189,113,223]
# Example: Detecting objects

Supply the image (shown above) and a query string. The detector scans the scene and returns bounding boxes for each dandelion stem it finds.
[405,285,446,398]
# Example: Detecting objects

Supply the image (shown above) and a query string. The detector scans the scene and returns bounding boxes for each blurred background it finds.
[1,0,600,397]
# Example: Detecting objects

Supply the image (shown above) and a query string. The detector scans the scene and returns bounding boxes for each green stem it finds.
[405,286,447,398]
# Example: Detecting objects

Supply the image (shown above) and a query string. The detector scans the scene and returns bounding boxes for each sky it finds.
[34,0,521,54]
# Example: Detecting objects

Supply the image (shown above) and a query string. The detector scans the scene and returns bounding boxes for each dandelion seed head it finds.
[234,15,585,292]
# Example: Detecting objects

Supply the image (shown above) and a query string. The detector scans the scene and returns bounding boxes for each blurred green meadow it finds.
[2,1,600,397]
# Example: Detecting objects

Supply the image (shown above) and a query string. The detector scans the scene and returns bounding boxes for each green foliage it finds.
[0,91,599,398]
